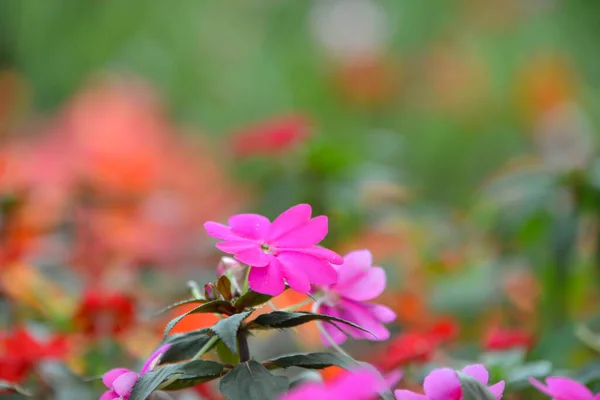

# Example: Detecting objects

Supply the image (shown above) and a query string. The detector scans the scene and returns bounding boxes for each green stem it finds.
[237,329,250,362]
[312,302,352,359]
[191,336,219,361]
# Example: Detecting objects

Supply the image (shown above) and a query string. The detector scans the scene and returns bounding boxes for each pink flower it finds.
[530,377,600,400]
[278,370,385,400]
[316,250,396,344]
[204,204,342,295]
[394,364,504,400]
[100,344,171,400]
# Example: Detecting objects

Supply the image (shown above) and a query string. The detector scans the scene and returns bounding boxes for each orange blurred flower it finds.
[73,290,135,337]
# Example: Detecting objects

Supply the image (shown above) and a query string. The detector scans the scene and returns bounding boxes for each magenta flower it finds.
[394,364,505,400]
[100,344,171,400]
[316,249,396,344]
[530,377,600,400]
[278,370,385,400]
[204,204,343,295]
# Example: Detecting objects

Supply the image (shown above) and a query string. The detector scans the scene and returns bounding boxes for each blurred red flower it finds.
[373,317,458,372]
[73,290,135,337]
[0,327,68,383]
[230,114,311,158]
[482,327,534,352]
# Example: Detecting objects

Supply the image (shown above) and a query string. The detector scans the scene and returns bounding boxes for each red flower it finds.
[73,290,135,337]
[373,317,458,372]
[230,114,311,158]
[483,327,534,351]
[0,327,68,383]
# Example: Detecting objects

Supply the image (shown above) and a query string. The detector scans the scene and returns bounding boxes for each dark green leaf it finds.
[247,311,373,337]
[130,360,225,399]
[209,310,253,354]
[217,276,233,301]
[457,371,497,400]
[163,300,237,337]
[234,289,275,311]
[153,298,207,316]
[264,352,356,370]
[220,360,289,400]
[160,329,215,364]
[0,380,32,396]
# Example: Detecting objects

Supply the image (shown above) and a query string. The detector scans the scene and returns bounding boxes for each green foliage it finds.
[219,360,289,400]
[130,360,225,400]
[160,329,215,364]
[209,310,254,354]
[234,289,276,311]
[0,380,32,396]
[153,298,207,316]
[457,371,497,400]
[247,311,373,336]
[163,300,236,337]
[264,352,356,370]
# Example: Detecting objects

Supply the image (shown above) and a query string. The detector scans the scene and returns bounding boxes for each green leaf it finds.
[234,289,275,311]
[160,329,216,364]
[130,360,225,399]
[209,310,254,354]
[0,380,32,396]
[220,360,289,400]
[457,371,497,400]
[153,298,207,316]
[163,300,237,337]
[247,311,373,337]
[264,352,356,370]
[507,361,552,386]
[217,340,240,364]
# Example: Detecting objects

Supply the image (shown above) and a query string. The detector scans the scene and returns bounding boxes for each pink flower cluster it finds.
[100,344,170,400]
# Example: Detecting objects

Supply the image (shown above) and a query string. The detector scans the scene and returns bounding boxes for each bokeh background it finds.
[2,1,600,398]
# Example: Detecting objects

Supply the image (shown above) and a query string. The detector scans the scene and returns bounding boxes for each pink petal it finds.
[423,368,462,400]
[215,240,256,254]
[369,304,396,323]
[336,266,386,301]
[394,390,428,400]
[277,251,338,285]
[278,384,327,400]
[141,344,172,374]
[268,204,312,242]
[279,260,311,293]
[100,391,120,400]
[112,371,139,396]
[228,214,271,240]
[329,370,385,399]
[272,216,328,247]
[248,260,286,295]
[488,381,505,399]
[342,250,373,273]
[594,395,600,400]
[461,364,489,385]
[385,370,404,388]
[545,377,595,400]
[234,247,271,267]
[529,378,553,397]
[319,305,348,345]
[339,299,391,341]
[204,222,237,240]
[102,368,131,388]
[299,246,344,264]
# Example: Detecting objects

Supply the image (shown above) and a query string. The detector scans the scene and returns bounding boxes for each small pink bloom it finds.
[278,370,385,400]
[530,377,600,400]
[204,204,342,296]
[394,364,504,400]
[317,250,396,345]
[100,344,171,400]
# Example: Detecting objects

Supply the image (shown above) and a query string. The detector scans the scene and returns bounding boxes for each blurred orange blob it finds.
[333,58,400,107]
[517,53,577,122]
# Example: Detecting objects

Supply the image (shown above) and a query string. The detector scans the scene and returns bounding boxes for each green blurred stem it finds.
[191,336,219,361]
[312,302,352,359]
[280,297,314,312]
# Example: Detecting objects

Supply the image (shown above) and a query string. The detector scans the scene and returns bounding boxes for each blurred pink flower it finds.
[317,249,395,345]
[394,364,504,400]
[100,344,171,400]
[204,204,342,296]
[278,370,385,400]
[530,377,600,400]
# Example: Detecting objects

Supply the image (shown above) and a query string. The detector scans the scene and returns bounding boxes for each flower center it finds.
[261,243,276,255]
[322,290,341,307]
